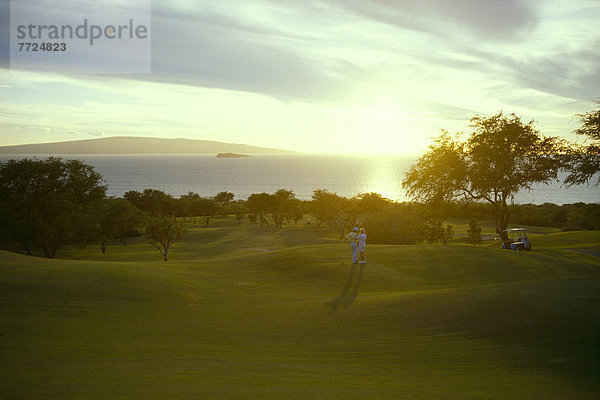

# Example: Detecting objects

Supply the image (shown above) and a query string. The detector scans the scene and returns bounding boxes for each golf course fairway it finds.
[1,220,599,399]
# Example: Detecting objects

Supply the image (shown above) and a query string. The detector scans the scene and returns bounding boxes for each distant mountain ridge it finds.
[0,137,295,154]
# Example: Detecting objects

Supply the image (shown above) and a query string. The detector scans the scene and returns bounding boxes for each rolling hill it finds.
[1,220,599,399]
[0,136,295,154]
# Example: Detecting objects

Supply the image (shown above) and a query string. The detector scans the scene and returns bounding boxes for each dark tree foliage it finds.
[351,192,391,217]
[443,224,455,245]
[246,189,298,228]
[178,192,201,222]
[452,200,492,221]
[94,198,144,254]
[124,189,175,216]
[422,218,454,245]
[565,101,600,186]
[213,192,235,217]
[0,157,106,258]
[270,189,296,228]
[564,203,600,231]
[246,192,272,226]
[146,216,184,261]
[509,202,600,231]
[174,193,194,220]
[466,219,483,245]
[285,198,304,225]
[360,202,427,245]
[403,112,566,242]
[193,197,220,225]
[227,200,247,224]
[310,189,349,227]
[213,191,235,207]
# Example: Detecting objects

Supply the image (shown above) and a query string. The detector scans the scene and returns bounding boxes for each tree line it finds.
[402,105,600,242]
[0,103,598,259]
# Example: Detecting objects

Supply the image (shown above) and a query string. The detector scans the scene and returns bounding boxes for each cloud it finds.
[1,0,599,152]
[145,3,355,102]
[5,0,593,108]
[445,44,600,103]
[140,0,558,108]
[327,0,538,42]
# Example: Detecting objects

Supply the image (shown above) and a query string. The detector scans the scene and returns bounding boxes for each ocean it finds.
[1,154,598,204]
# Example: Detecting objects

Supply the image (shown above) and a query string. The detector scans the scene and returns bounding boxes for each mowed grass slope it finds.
[1,221,600,399]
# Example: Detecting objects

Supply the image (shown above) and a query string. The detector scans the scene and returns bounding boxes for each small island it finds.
[216,152,251,158]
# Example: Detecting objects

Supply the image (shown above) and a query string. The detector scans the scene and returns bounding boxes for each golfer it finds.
[357,228,367,264]
[345,227,359,264]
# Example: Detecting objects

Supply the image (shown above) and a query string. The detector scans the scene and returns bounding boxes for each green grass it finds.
[1,220,600,399]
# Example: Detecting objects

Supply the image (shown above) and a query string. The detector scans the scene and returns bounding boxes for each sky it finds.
[0,0,599,154]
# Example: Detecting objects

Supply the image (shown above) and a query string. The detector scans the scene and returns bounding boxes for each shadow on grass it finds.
[327,262,366,312]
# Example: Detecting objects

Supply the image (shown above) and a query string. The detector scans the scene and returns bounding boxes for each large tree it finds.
[269,189,296,228]
[146,216,184,261]
[246,192,272,226]
[246,189,297,228]
[565,101,600,186]
[352,192,391,216]
[193,197,220,225]
[403,112,565,242]
[0,157,106,257]
[94,198,144,254]
[213,191,235,207]
[124,189,175,216]
[310,189,348,226]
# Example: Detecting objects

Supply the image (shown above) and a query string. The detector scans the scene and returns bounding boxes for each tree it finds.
[269,189,296,228]
[246,192,271,226]
[124,189,175,216]
[403,112,565,242]
[245,190,297,228]
[95,198,144,254]
[310,189,347,226]
[230,200,247,224]
[180,192,201,223]
[194,197,220,225]
[0,189,36,254]
[442,224,454,245]
[285,198,304,224]
[565,101,600,186]
[423,219,453,245]
[146,216,184,261]
[174,195,192,221]
[352,192,391,215]
[213,191,235,207]
[0,157,106,258]
[466,219,483,245]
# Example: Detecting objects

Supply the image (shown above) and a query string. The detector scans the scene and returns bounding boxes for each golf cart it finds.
[502,228,531,251]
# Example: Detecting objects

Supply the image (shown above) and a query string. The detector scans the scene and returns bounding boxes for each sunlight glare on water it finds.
[0,154,596,204]
[355,155,409,201]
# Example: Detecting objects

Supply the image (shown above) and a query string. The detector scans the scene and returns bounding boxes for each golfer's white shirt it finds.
[357,233,366,251]
[346,232,358,245]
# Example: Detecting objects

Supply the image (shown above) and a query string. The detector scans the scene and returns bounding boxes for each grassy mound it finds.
[1,221,599,399]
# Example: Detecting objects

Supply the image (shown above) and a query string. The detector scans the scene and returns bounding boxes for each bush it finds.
[466,219,483,245]
[361,203,427,244]
[509,203,600,230]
